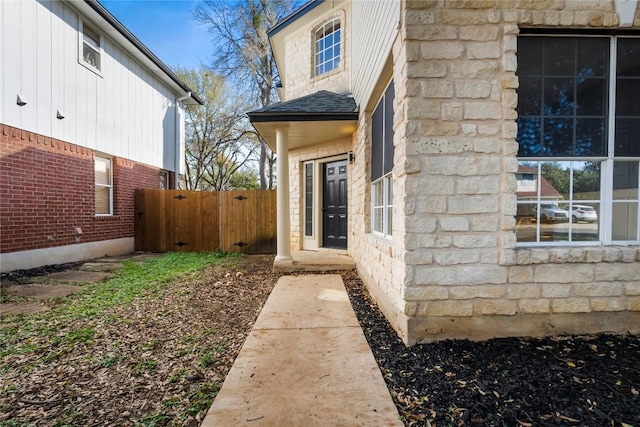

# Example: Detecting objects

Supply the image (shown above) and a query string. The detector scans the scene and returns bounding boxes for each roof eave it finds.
[81,0,204,105]
[248,112,359,123]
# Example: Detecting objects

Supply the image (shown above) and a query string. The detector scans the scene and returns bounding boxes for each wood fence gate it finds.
[134,189,276,254]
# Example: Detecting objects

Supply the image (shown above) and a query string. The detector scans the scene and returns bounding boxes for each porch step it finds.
[273,250,356,272]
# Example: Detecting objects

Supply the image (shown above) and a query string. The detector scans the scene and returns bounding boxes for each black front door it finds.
[323,160,348,249]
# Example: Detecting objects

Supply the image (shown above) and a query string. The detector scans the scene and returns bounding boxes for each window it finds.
[95,156,112,215]
[371,81,395,237]
[160,171,170,189]
[81,22,101,72]
[314,19,341,76]
[516,35,640,245]
[304,163,314,237]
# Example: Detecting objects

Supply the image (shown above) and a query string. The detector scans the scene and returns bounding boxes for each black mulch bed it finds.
[342,271,640,427]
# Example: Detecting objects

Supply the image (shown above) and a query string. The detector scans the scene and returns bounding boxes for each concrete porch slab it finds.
[273,250,356,272]
[202,274,402,427]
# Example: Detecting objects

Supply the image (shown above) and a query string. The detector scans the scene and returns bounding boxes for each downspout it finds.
[174,92,191,189]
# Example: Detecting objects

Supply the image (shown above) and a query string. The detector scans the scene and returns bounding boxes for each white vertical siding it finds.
[1,0,181,171]
[351,0,400,109]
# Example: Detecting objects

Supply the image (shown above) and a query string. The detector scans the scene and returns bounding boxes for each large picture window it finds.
[95,156,112,215]
[516,35,640,245]
[372,81,394,237]
[314,19,341,76]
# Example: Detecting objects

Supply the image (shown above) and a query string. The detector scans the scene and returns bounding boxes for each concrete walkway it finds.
[202,274,403,427]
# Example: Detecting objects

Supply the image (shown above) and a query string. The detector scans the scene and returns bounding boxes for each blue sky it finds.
[101,0,211,70]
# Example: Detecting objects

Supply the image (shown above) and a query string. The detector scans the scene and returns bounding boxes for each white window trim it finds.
[95,155,113,216]
[516,35,640,247]
[313,18,342,78]
[372,173,393,238]
[79,20,103,76]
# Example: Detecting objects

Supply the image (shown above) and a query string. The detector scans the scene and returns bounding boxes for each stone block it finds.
[437,10,491,25]
[542,283,572,298]
[471,215,499,232]
[405,10,436,24]
[584,248,603,263]
[421,42,464,59]
[455,80,491,98]
[404,286,448,301]
[414,196,448,214]
[422,80,454,98]
[441,102,463,121]
[508,266,533,284]
[534,264,594,283]
[450,284,506,299]
[531,248,550,263]
[407,99,441,119]
[630,297,640,311]
[462,124,477,136]
[473,138,501,154]
[440,216,469,232]
[420,121,460,136]
[552,298,591,313]
[406,25,457,40]
[434,250,480,265]
[625,282,640,296]
[449,195,499,214]
[459,25,498,41]
[403,249,434,265]
[467,42,501,59]
[464,102,502,119]
[590,297,627,312]
[548,248,570,263]
[446,0,495,8]
[456,176,500,195]
[407,62,448,78]
[519,299,551,314]
[417,300,474,317]
[574,282,622,297]
[414,265,506,286]
[407,176,455,195]
[475,299,517,315]
[595,263,640,282]
[451,61,498,79]
[406,214,437,233]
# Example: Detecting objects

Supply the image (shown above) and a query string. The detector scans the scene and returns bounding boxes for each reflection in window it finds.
[515,161,601,244]
[516,35,640,245]
[81,23,101,71]
[95,156,112,215]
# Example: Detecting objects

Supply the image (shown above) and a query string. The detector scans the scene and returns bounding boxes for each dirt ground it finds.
[1,254,280,426]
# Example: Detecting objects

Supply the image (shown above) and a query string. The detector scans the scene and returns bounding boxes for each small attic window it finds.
[80,22,102,73]
[314,19,341,76]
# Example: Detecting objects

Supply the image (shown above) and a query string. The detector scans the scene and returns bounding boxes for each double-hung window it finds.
[80,22,101,72]
[314,19,341,76]
[95,156,112,215]
[371,81,395,237]
[516,35,640,245]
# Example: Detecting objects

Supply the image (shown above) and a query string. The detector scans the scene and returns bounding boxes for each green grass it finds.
[0,251,241,367]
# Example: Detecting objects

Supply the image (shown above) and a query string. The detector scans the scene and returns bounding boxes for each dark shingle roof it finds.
[248,91,358,123]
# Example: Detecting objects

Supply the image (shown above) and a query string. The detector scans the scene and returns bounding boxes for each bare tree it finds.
[175,68,259,191]
[194,0,297,189]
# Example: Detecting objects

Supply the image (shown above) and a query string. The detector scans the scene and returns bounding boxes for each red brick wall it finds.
[0,124,170,254]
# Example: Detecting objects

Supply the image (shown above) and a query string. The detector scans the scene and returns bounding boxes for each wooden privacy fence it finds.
[134,189,276,254]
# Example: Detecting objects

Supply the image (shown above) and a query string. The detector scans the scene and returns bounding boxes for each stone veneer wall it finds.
[282,2,351,101]
[353,0,640,344]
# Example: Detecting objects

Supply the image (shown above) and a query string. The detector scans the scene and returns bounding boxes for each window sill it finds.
[512,245,640,265]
